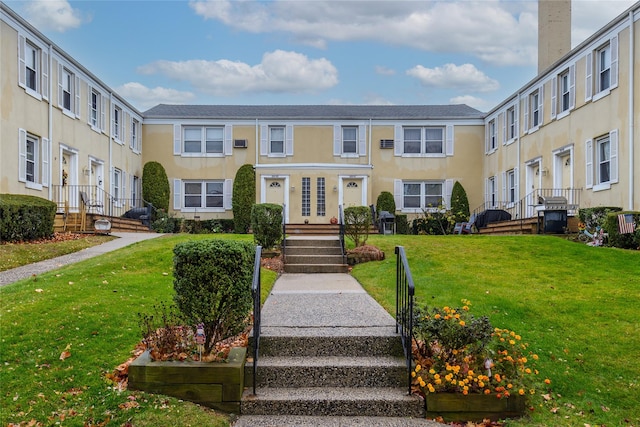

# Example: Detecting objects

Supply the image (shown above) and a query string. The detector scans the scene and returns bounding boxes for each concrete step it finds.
[256,328,403,358]
[284,264,349,274]
[253,356,407,388]
[233,415,441,427]
[241,387,424,417]
[285,238,342,248]
[284,246,343,255]
[285,254,346,265]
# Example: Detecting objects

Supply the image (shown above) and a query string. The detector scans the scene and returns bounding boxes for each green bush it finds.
[0,194,56,242]
[450,181,470,223]
[151,209,182,233]
[412,207,455,235]
[376,191,396,217]
[251,203,283,249]
[578,206,622,230]
[181,219,235,234]
[344,205,371,247]
[173,239,255,353]
[395,214,409,235]
[603,211,640,249]
[232,164,256,234]
[142,162,170,216]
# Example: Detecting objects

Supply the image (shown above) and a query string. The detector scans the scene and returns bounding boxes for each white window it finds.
[488,119,497,151]
[597,44,611,93]
[89,89,102,130]
[530,90,541,128]
[404,182,442,209]
[559,70,570,113]
[18,35,48,100]
[25,41,39,92]
[317,177,325,216]
[184,181,224,208]
[18,129,50,189]
[113,168,121,201]
[507,170,516,204]
[113,106,123,142]
[58,65,80,116]
[342,127,358,154]
[270,126,285,154]
[585,130,618,190]
[131,175,140,207]
[183,127,224,154]
[403,127,444,155]
[506,107,517,141]
[131,118,140,152]
[487,176,497,208]
[302,177,311,217]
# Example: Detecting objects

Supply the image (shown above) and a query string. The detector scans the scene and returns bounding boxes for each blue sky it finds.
[6,0,636,112]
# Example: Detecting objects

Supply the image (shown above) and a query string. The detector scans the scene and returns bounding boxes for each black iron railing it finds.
[395,245,415,395]
[251,245,262,395]
[338,204,346,264]
[52,184,148,219]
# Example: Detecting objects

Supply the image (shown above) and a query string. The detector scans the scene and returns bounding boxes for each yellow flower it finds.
[411,371,416,378]
[509,339,516,345]
[519,389,525,395]
[415,364,421,372]
[484,389,491,395]
[533,354,539,360]
[434,313,441,319]
[427,383,435,393]
[429,368,436,374]
[459,320,466,326]
[420,380,426,388]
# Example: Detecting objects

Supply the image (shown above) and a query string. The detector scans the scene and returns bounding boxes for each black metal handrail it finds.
[338,204,346,264]
[251,245,262,395]
[395,245,415,395]
[52,184,148,219]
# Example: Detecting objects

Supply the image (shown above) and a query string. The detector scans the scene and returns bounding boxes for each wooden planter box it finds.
[426,393,526,422]
[128,347,246,413]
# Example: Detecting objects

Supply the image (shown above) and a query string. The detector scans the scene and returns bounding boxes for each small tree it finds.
[173,240,254,353]
[450,181,470,223]
[232,164,256,233]
[344,205,372,247]
[251,203,283,249]
[142,161,170,215]
[376,191,396,216]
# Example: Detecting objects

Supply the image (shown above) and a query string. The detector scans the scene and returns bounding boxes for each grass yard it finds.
[0,234,115,272]
[352,234,640,427]
[0,234,277,427]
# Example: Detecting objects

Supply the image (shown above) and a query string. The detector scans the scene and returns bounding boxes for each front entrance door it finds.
[342,179,362,208]
[525,160,541,217]
[261,175,289,223]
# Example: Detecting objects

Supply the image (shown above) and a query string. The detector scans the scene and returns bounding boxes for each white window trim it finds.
[587,35,618,103]
[173,178,233,212]
[173,124,233,157]
[18,129,49,190]
[333,125,366,158]
[585,129,618,192]
[505,104,518,145]
[260,124,293,157]
[394,179,453,213]
[88,86,106,133]
[394,125,453,157]
[112,105,124,145]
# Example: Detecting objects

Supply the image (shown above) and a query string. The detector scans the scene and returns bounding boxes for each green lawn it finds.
[0,234,277,427]
[352,234,640,426]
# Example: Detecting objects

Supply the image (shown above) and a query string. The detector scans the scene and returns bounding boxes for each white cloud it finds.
[189,0,538,66]
[572,0,636,46]
[115,82,196,111]
[449,95,490,112]
[138,50,338,96]
[24,0,87,32]
[375,66,395,76]
[406,63,499,93]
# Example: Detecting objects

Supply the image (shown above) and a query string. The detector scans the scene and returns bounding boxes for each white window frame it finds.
[269,126,285,156]
[488,119,497,151]
[394,179,453,213]
[402,126,446,157]
[507,170,516,204]
[175,179,232,212]
[113,105,123,143]
[58,65,79,118]
[486,176,497,208]
[342,126,358,155]
[530,90,541,130]
[130,118,141,153]
[259,124,293,157]
[88,88,105,132]
[585,130,618,191]
[18,34,48,100]
[317,177,325,216]
[597,44,611,94]
[302,177,311,217]
[113,168,122,202]
[587,36,618,102]
[18,129,50,190]
[175,125,231,157]
[131,175,140,207]
[506,106,517,144]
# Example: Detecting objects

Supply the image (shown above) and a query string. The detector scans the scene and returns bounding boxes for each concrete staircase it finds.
[284,237,348,273]
[238,274,428,426]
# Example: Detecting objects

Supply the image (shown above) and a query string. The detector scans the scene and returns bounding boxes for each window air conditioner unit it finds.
[380,139,394,149]
[234,139,248,148]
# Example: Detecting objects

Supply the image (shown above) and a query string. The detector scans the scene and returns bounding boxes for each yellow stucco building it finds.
[1,1,638,226]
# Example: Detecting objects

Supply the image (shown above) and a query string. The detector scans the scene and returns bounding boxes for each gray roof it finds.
[143,104,485,120]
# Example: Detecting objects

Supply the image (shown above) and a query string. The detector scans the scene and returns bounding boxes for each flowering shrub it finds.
[412,300,547,399]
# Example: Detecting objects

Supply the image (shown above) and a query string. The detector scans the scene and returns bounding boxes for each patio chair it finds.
[80,191,104,214]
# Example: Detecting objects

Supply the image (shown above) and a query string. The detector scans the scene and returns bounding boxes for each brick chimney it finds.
[538,0,571,73]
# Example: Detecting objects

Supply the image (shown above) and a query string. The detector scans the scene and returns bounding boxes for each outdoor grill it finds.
[537,195,570,234]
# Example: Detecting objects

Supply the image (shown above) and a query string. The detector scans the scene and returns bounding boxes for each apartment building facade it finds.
[1,1,638,226]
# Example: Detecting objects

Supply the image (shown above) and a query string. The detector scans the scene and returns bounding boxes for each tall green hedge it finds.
[0,194,56,242]
[232,164,256,233]
[173,239,255,353]
[376,191,396,216]
[604,211,640,249]
[450,181,470,223]
[142,161,170,215]
[251,203,283,249]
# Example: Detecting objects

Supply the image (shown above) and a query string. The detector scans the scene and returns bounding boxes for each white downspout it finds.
[47,43,53,200]
[255,118,259,167]
[628,10,635,210]
[109,92,113,197]
[368,118,372,166]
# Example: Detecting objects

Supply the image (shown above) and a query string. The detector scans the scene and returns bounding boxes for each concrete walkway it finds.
[0,232,162,286]
[233,273,444,427]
